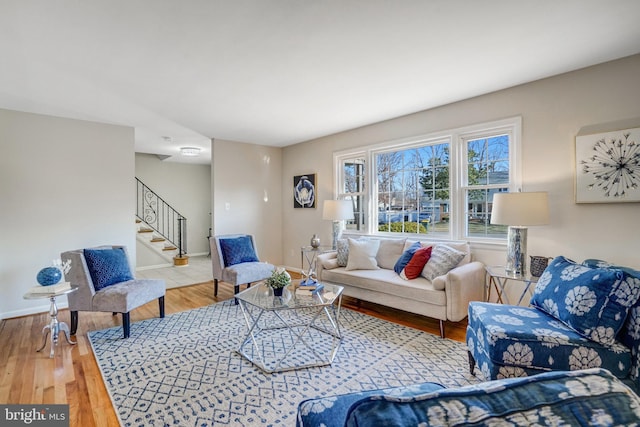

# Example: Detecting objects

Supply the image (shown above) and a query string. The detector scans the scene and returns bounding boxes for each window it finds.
[334,117,521,242]
[463,133,511,239]
[376,141,450,235]
[339,155,366,232]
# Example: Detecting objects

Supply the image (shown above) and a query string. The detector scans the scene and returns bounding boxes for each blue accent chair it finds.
[467,256,640,392]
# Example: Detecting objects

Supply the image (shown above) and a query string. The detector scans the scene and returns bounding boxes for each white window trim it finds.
[332,116,522,242]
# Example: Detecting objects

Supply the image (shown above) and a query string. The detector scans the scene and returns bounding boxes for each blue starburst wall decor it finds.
[576,126,640,203]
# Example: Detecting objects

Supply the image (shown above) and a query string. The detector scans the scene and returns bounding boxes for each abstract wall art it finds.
[293,174,316,208]
[575,126,640,203]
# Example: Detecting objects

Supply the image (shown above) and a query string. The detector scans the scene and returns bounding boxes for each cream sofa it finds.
[316,237,485,338]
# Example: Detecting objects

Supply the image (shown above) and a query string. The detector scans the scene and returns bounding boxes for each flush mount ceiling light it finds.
[180,147,201,157]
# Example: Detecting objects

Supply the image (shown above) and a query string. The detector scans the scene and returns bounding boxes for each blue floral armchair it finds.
[467,256,640,391]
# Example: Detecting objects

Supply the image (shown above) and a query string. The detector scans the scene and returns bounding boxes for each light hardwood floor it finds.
[0,281,467,427]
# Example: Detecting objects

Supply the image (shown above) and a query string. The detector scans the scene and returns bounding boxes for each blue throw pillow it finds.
[393,242,421,274]
[219,236,259,266]
[84,247,134,291]
[531,255,640,346]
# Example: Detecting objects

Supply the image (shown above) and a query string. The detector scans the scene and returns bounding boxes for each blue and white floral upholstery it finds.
[467,302,632,379]
[467,256,640,391]
[297,382,444,427]
[297,369,640,426]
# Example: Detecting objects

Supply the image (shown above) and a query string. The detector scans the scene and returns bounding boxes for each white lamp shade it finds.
[490,192,549,226]
[322,200,354,221]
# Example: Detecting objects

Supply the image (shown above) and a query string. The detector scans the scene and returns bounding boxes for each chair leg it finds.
[234,284,240,305]
[439,320,445,338]
[122,312,130,338]
[70,311,78,335]
[214,279,219,296]
[468,351,476,376]
[159,296,165,318]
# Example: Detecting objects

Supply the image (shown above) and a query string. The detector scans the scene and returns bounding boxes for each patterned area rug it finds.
[89,301,480,426]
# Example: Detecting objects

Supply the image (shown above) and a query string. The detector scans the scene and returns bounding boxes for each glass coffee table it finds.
[235,281,343,373]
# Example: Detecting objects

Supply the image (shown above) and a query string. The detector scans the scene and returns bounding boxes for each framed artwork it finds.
[575,126,640,203]
[293,174,316,208]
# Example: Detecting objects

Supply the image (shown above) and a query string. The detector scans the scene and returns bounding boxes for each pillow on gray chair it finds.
[219,236,260,266]
[84,247,134,290]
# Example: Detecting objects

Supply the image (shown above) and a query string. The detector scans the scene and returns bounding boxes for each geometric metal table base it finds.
[236,283,343,373]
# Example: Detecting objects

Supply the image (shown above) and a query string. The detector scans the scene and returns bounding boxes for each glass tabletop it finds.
[235,280,343,311]
[485,265,539,282]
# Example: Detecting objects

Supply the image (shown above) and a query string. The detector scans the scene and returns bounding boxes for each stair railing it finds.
[136,178,187,257]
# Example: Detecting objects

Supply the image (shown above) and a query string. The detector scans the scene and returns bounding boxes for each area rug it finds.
[88,300,480,426]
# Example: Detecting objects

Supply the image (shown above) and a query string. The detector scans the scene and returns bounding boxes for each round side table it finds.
[23,287,77,358]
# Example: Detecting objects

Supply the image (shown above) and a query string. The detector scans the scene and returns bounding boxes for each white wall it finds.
[0,109,135,319]
[281,54,640,271]
[212,139,283,266]
[135,153,212,265]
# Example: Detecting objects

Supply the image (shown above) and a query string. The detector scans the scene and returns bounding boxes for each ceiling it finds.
[2,1,640,165]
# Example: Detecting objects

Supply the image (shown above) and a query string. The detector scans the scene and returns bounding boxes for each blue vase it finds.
[37,267,62,286]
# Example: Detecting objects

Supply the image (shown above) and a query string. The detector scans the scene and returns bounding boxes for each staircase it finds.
[136,178,189,266]
[136,218,184,264]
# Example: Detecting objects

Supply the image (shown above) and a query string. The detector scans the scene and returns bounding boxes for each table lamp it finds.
[490,191,549,276]
[322,200,354,250]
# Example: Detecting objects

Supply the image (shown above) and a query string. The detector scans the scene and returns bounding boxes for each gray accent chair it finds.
[209,234,274,302]
[61,245,166,338]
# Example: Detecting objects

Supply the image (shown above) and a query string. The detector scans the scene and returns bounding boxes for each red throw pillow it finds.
[403,246,433,279]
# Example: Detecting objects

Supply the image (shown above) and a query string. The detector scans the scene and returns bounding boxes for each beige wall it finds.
[212,139,283,266]
[0,109,135,319]
[282,54,640,272]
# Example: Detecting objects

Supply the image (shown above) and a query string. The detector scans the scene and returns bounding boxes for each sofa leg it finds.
[468,351,476,376]
[159,296,165,318]
[214,279,219,296]
[70,311,78,335]
[439,320,445,338]
[122,312,130,338]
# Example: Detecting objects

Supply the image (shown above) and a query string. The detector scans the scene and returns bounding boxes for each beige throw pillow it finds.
[345,238,381,271]
[376,238,407,269]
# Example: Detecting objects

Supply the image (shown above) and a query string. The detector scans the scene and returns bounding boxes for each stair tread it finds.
[150,237,166,242]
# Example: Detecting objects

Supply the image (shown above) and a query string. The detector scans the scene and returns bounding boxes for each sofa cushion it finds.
[345,238,380,271]
[375,238,407,269]
[466,302,631,381]
[421,244,466,280]
[84,247,134,291]
[336,239,349,266]
[219,236,259,266]
[401,246,433,280]
[393,241,421,274]
[531,256,640,346]
[344,368,640,427]
[297,382,444,427]
[322,267,447,306]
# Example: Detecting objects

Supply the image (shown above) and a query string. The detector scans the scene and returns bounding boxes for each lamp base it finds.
[505,226,528,276]
[331,220,342,250]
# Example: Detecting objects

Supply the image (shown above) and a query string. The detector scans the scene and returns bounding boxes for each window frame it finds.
[333,116,522,243]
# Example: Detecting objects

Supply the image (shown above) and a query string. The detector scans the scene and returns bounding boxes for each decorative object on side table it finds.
[490,192,549,276]
[265,267,291,296]
[322,199,354,250]
[310,234,320,248]
[530,255,552,277]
